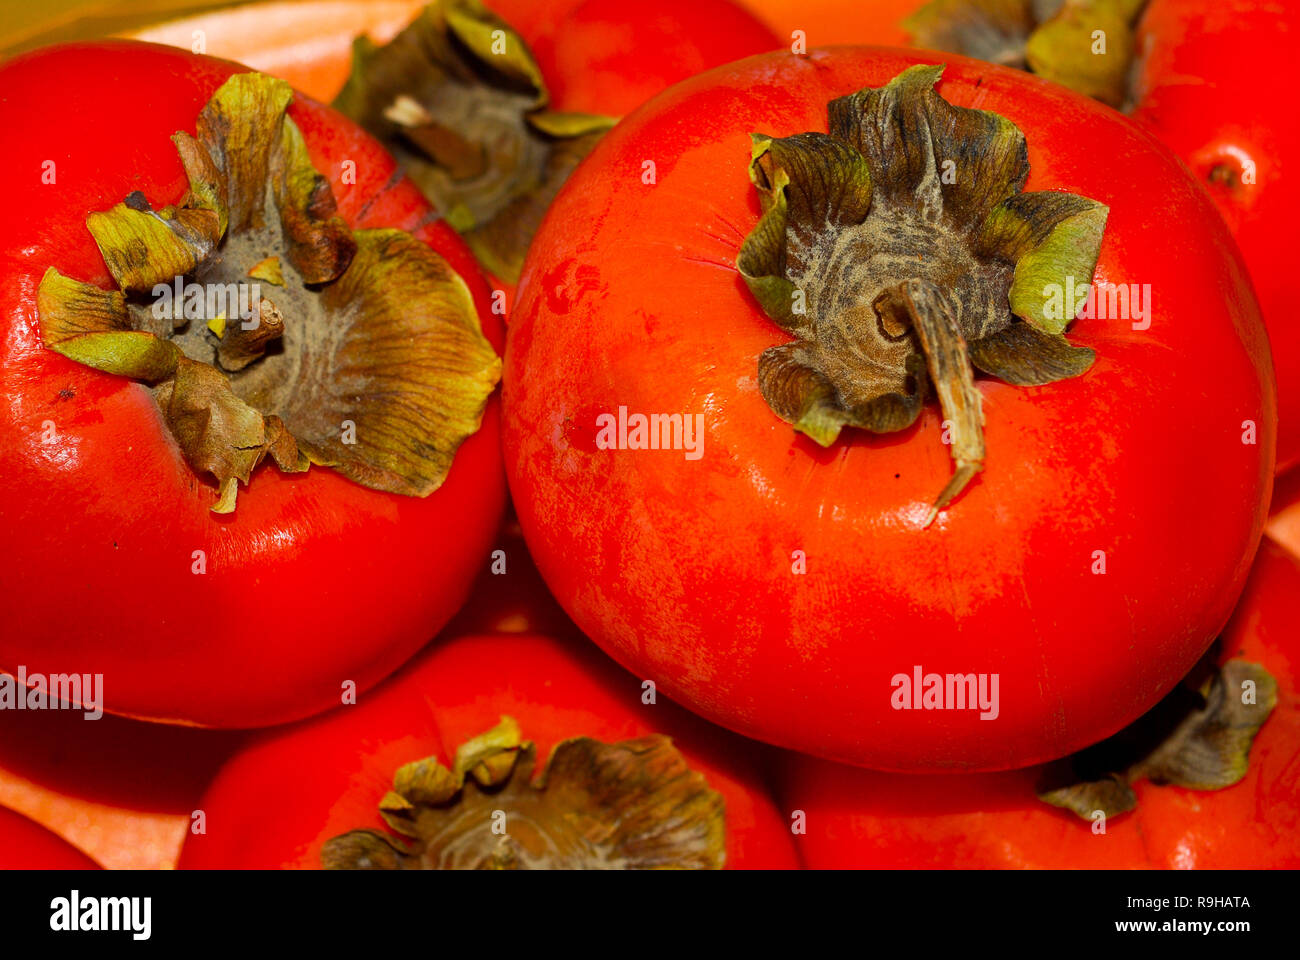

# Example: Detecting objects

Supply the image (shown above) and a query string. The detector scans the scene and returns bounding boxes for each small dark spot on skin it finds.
[112,541,118,549]
[1207,164,1238,189]
[57,387,75,400]
[894,473,901,479]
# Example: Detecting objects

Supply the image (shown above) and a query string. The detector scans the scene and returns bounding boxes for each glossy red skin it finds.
[177,632,800,869]
[779,536,1300,868]
[0,806,101,870]
[0,42,506,728]
[504,48,1274,771]
[1132,0,1300,472]
[526,0,780,116]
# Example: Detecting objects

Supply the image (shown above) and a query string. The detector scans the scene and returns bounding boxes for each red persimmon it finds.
[329,0,780,289]
[0,42,505,728]
[0,805,101,870]
[777,536,1300,868]
[1130,0,1300,471]
[503,48,1274,771]
[178,632,800,869]
[525,0,780,116]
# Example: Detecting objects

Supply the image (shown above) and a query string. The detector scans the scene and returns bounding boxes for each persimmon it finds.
[503,48,1274,770]
[0,42,504,727]
[329,0,778,287]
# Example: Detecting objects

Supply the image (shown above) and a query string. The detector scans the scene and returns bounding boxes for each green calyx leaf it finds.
[1025,0,1139,108]
[301,228,502,498]
[977,191,1109,335]
[903,0,1037,69]
[38,71,500,514]
[527,110,620,138]
[85,196,221,294]
[36,267,130,343]
[967,321,1096,384]
[321,717,727,870]
[737,63,1106,522]
[903,0,1146,108]
[1038,658,1278,821]
[332,0,618,283]
[739,133,873,333]
[443,1,546,93]
[51,330,181,382]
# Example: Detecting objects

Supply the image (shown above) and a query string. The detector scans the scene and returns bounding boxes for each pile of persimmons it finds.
[0,0,1294,870]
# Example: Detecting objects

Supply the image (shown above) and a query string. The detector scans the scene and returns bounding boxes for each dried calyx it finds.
[903,0,1148,108]
[1037,654,1277,819]
[38,72,501,514]
[321,717,727,869]
[739,64,1106,524]
[333,0,617,284]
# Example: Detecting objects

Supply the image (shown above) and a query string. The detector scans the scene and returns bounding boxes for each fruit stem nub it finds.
[883,278,986,526]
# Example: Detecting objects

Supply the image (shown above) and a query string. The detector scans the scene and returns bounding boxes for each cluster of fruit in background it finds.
[0,0,1296,869]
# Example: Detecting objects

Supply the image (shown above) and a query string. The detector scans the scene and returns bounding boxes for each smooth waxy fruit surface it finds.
[503,48,1274,770]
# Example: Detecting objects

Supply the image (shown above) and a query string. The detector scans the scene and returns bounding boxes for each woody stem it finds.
[887,278,986,526]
